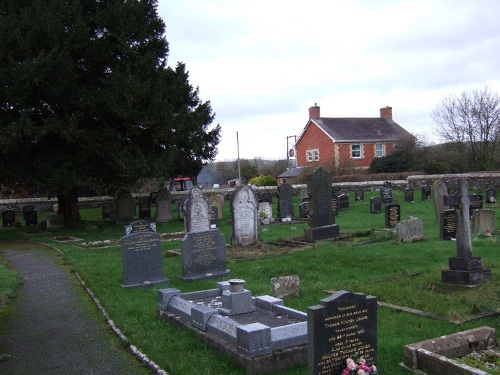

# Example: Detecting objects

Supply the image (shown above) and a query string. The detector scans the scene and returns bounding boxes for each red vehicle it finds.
[169,177,194,191]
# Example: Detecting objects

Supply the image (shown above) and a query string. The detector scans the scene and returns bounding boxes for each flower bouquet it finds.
[342,357,378,375]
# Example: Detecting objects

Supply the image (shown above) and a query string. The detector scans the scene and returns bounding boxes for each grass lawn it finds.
[1,189,499,375]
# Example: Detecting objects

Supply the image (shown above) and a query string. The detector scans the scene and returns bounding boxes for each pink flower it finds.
[357,369,367,375]
[359,358,366,366]
[371,365,377,372]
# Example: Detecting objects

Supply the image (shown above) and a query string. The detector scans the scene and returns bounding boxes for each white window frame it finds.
[306,149,319,162]
[351,144,361,158]
[375,143,384,157]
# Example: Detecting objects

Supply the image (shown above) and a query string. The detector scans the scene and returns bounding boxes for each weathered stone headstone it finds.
[354,189,364,201]
[404,186,414,202]
[180,229,230,281]
[307,291,377,375]
[186,187,211,233]
[138,201,151,220]
[441,179,491,285]
[421,184,431,200]
[385,203,400,228]
[125,220,156,236]
[433,180,449,224]
[397,217,424,242]
[154,188,173,223]
[231,184,259,246]
[113,190,135,223]
[472,209,495,235]
[102,202,114,219]
[271,275,300,299]
[120,229,169,288]
[370,197,382,214]
[2,210,16,227]
[440,209,457,240]
[278,181,294,220]
[485,188,496,204]
[304,167,339,241]
[337,193,349,211]
[380,187,392,204]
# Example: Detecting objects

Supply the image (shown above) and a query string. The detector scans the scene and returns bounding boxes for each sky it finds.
[157,0,500,162]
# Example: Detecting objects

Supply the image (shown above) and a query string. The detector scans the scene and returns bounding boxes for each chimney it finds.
[309,103,320,120]
[380,106,392,120]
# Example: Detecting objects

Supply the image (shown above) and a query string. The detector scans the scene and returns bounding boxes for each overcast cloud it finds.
[158,0,500,161]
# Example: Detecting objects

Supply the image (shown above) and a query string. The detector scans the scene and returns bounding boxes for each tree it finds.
[431,87,500,171]
[0,1,220,226]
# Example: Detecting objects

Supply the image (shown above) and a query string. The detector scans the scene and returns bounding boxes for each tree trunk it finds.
[57,186,81,227]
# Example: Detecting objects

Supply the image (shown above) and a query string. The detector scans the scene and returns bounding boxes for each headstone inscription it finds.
[125,220,156,236]
[370,197,382,214]
[380,187,392,204]
[113,190,135,223]
[441,179,491,285]
[354,189,364,201]
[307,291,377,375]
[154,187,173,223]
[230,184,259,246]
[440,209,457,240]
[180,229,230,281]
[304,167,340,241]
[138,201,151,220]
[472,209,495,235]
[421,184,431,200]
[23,205,38,226]
[2,210,16,227]
[404,186,414,202]
[485,188,496,204]
[385,203,400,228]
[186,187,211,233]
[278,180,294,220]
[120,225,169,288]
[338,192,349,211]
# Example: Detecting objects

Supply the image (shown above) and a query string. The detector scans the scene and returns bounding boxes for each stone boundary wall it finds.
[1,172,499,214]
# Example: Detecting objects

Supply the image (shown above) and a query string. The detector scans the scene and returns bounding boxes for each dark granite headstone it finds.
[102,202,114,219]
[210,206,219,228]
[383,181,392,187]
[337,193,349,211]
[469,194,483,210]
[404,187,414,202]
[440,209,457,240]
[125,220,156,236]
[299,199,310,218]
[24,209,38,226]
[180,229,230,281]
[385,203,400,228]
[113,190,135,223]
[485,188,496,204]
[307,291,377,375]
[154,188,173,223]
[22,205,34,219]
[354,189,364,201]
[230,184,259,246]
[2,210,15,227]
[138,201,151,220]
[278,182,294,220]
[120,231,169,288]
[421,184,431,200]
[380,187,392,204]
[370,197,382,214]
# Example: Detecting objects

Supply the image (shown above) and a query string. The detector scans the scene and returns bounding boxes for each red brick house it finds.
[294,104,415,169]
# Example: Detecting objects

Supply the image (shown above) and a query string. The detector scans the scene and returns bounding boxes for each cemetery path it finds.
[0,247,151,375]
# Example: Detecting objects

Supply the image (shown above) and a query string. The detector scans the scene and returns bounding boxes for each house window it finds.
[375,143,383,157]
[351,144,361,158]
[307,149,319,162]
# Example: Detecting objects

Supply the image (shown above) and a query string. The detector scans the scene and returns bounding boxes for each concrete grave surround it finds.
[154,187,173,223]
[230,185,259,246]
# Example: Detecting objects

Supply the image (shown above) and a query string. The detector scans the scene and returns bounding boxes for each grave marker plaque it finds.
[2,210,16,227]
[370,197,382,214]
[380,187,392,204]
[385,203,400,228]
[440,209,457,240]
[308,291,377,375]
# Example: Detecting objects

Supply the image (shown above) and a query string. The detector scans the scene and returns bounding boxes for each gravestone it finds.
[433,180,449,224]
[210,206,219,228]
[258,192,273,204]
[271,275,300,299]
[300,187,308,201]
[472,209,495,235]
[180,229,230,281]
[383,181,392,187]
[2,210,16,227]
[22,205,34,219]
[331,193,339,217]
[186,187,211,233]
[469,194,483,211]
[337,193,349,211]
[278,180,294,220]
[370,197,382,214]
[230,184,259,246]
[125,220,156,236]
[138,201,151,220]
[113,190,135,223]
[380,187,392,204]
[23,205,38,226]
[120,228,169,288]
[45,215,64,231]
[485,188,496,204]
[258,201,273,222]
[441,179,491,285]
[354,189,364,201]
[304,167,340,241]
[154,188,173,223]
[102,202,114,219]
[397,217,424,242]
[308,291,377,375]
[421,184,431,200]
[209,194,224,223]
[299,198,310,218]
[440,209,457,240]
[385,203,401,228]
[404,186,414,202]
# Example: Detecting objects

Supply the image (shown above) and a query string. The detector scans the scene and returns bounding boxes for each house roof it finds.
[307,117,415,143]
[277,167,308,179]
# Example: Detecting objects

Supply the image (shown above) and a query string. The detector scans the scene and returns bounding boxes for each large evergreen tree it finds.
[0,0,220,226]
